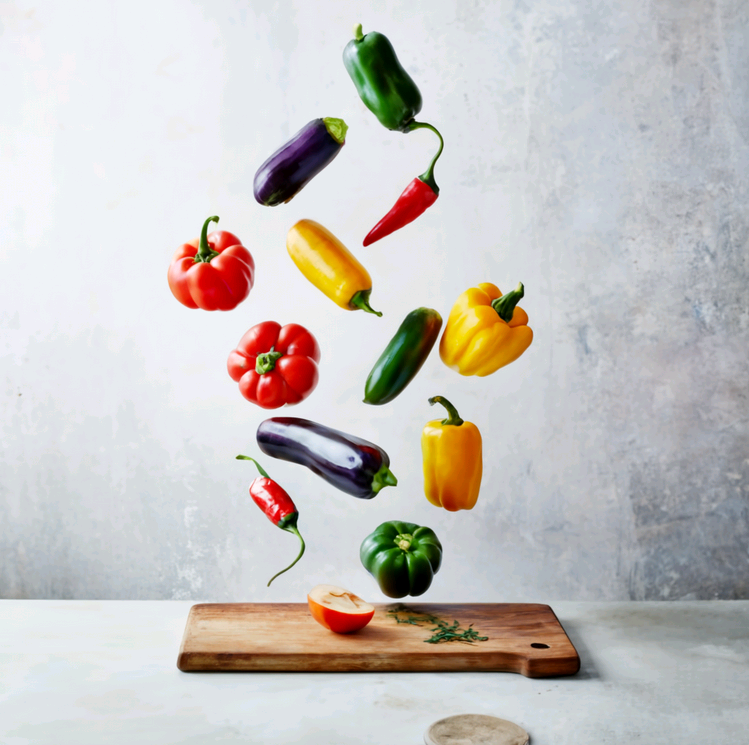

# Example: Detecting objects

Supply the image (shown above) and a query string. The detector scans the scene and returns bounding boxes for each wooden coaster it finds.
[425,714,530,745]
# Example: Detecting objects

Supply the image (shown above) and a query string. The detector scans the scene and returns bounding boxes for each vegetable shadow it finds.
[557,620,600,681]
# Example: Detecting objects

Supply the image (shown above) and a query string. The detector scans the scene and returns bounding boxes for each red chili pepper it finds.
[363,121,444,247]
[363,177,438,246]
[227,321,321,409]
[168,216,255,311]
[236,455,306,586]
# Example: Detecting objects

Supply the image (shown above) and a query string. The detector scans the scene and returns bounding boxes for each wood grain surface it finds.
[177,602,580,677]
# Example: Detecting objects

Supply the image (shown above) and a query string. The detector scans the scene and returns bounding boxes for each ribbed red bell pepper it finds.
[227,321,320,409]
[168,216,255,311]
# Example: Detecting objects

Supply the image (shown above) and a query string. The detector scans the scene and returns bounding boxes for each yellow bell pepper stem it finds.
[421,396,483,512]
[439,281,533,376]
[286,219,382,316]
[492,282,525,321]
[428,395,463,426]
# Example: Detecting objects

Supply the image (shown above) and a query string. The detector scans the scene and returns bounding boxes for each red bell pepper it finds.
[236,455,306,586]
[363,122,443,246]
[168,216,255,310]
[227,321,321,409]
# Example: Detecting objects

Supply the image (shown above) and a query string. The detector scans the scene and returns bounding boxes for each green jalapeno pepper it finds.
[360,520,443,598]
[363,307,442,405]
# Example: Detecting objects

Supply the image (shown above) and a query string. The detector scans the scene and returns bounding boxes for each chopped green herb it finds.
[386,604,489,645]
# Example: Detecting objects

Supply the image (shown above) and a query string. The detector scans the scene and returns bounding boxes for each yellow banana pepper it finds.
[439,282,532,376]
[422,396,483,512]
[286,219,382,315]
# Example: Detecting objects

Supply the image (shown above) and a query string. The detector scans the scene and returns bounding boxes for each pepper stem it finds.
[236,454,271,479]
[195,216,221,263]
[354,23,364,41]
[428,396,464,426]
[394,533,413,551]
[255,347,284,374]
[407,121,444,194]
[371,463,398,494]
[350,289,382,316]
[267,518,306,587]
[491,282,525,323]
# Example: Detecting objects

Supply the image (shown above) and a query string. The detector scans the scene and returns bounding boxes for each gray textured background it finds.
[2,0,748,601]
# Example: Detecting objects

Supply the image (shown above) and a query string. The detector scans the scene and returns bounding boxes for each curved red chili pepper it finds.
[363,177,438,246]
[363,121,443,247]
[236,455,306,586]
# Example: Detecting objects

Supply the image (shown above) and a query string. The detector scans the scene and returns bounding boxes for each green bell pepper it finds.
[360,520,443,598]
[363,307,442,406]
[343,24,423,132]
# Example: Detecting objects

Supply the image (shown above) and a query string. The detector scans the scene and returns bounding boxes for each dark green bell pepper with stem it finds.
[360,520,443,598]
[342,23,443,139]
[343,23,423,132]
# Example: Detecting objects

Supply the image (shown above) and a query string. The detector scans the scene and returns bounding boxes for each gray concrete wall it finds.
[1,0,747,601]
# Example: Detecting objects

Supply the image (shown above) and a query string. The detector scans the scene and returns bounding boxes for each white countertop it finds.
[1,600,747,744]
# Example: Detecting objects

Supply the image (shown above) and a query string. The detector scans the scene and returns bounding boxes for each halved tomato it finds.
[307,584,375,634]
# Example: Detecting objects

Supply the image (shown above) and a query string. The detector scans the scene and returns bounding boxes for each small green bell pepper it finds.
[343,24,423,132]
[360,520,443,598]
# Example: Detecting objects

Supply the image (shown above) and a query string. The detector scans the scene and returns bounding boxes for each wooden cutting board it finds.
[177,602,580,677]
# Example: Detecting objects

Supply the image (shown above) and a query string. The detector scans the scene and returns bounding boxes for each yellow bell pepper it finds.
[286,219,382,315]
[439,282,532,376]
[422,396,483,512]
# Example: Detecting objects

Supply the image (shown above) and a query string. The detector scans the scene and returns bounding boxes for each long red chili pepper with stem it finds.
[363,122,444,246]
[236,455,306,586]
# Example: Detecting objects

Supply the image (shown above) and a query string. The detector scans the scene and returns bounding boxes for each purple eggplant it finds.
[253,118,348,206]
[256,417,397,499]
